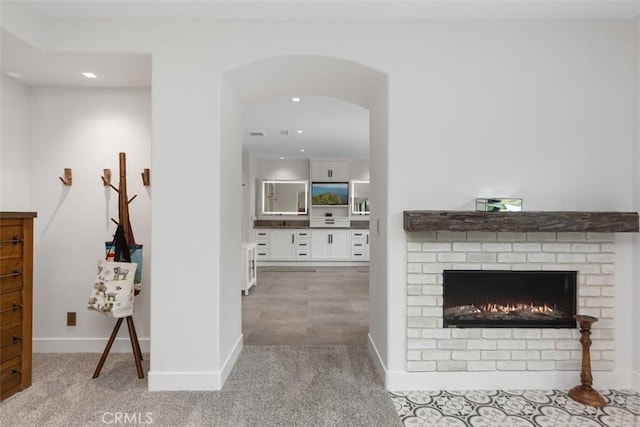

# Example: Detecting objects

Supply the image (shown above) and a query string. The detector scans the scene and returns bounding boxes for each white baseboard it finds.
[34,337,150,353]
[367,333,387,383]
[148,334,243,391]
[631,369,640,392]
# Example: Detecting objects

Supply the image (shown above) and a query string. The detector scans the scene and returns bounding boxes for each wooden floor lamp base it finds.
[569,314,605,408]
[568,385,606,408]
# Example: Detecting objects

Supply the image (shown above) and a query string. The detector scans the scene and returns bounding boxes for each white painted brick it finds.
[590,330,601,339]
[600,329,615,340]
[408,252,438,262]
[467,339,497,350]
[437,361,467,371]
[579,286,601,297]
[590,351,601,361]
[481,350,511,360]
[601,287,615,297]
[585,297,614,308]
[421,350,452,361]
[482,330,511,339]
[422,307,443,317]
[421,329,452,339]
[597,319,614,329]
[423,263,447,273]
[512,350,540,360]
[513,243,541,252]
[527,361,555,370]
[407,307,422,317]
[407,339,437,349]
[481,264,512,270]
[407,350,422,360]
[542,243,571,252]
[482,243,512,252]
[452,351,481,361]
[541,350,570,360]
[407,329,421,338]
[526,232,557,242]
[421,285,442,295]
[498,253,527,263]
[407,263,422,273]
[587,253,614,263]
[557,233,586,242]
[591,340,614,350]
[586,275,614,285]
[527,340,555,350]
[436,231,467,241]
[451,264,482,270]
[557,254,586,263]
[497,361,526,371]
[451,329,482,339]
[467,253,497,263]
[591,361,614,371]
[408,318,439,328]
[600,243,614,253]
[571,243,601,253]
[542,330,572,339]
[467,232,497,241]
[556,340,581,350]
[497,232,527,242]
[438,253,467,262]
[542,264,573,271]
[437,340,467,350]
[407,231,437,241]
[556,361,581,370]
[579,276,586,285]
[407,361,437,371]
[468,361,496,371]
[408,242,423,252]
[579,308,601,318]
[422,242,452,252]
[601,351,615,361]
[407,296,439,306]
[497,340,526,350]
[512,263,542,271]
[600,264,614,274]
[513,330,541,339]
[453,242,482,252]
[586,233,614,242]
[527,253,556,263]
[416,295,440,306]
[407,285,423,295]
[575,264,600,274]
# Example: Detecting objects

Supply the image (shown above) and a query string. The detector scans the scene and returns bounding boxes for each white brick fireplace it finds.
[406,231,614,375]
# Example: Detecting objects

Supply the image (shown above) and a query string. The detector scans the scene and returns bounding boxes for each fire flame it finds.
[480,303,555,314]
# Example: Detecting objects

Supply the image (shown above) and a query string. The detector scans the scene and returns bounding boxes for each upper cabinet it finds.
[310,160,349,181]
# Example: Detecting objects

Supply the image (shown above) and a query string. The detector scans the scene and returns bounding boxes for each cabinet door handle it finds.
[12,335,22,343]
[11,368,21,376]
[12,302,22,310]
[0,270,22,279]
[291,234,295,244]
[367,235,369,244]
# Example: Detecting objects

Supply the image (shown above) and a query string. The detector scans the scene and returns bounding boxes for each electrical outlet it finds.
[67,312,76,326]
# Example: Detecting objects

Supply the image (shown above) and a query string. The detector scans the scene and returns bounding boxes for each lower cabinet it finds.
[310,230,350,260]
[350,230,370,261]
[241,242,256,295]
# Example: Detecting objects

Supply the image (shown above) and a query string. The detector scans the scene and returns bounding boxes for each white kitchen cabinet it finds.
[310,160,349,181]
[241,242,257,295]
[351,230,369,261]
[311,230,350,260]
[269,230,297,260]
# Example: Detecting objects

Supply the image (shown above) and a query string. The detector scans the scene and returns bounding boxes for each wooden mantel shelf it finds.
[403,211,639,233]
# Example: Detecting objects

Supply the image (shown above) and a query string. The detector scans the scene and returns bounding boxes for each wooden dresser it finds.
[0,212,36,401]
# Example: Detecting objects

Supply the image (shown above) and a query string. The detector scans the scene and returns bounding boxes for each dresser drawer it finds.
[0,332,22,363]
[0,259,23,294]
[0,225,23,260]
[0,356,22,400]
[0,291,23,327]
[1,323,23,350]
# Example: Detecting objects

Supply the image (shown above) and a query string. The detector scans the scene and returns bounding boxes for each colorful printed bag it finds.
[88,260,137,318]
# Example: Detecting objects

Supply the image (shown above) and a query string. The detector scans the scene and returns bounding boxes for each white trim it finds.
[631,369,640,392]
[367,333,387,383]
[33,337,150,353]
[383,369,634,391]
[147,334,243,391]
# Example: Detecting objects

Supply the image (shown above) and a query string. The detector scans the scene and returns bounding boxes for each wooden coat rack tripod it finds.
[93,153,144,379]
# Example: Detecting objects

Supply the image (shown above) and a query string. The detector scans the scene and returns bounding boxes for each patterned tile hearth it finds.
[390,389,640,427]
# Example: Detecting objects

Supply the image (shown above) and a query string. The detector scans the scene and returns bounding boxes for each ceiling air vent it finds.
[280,130,289,136]
[249,131,266,136]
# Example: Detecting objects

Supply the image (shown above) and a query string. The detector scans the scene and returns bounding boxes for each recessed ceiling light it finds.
[296,130,304,134]
[280,157,285,160]
[82,72,97,79]
[6,71,22,79]
[291,97,301,102]
[299,149,305,152]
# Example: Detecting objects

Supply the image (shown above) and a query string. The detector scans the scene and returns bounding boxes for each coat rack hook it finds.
[141,169,150,186]
[59,168,72,186]
[101,169,112,187]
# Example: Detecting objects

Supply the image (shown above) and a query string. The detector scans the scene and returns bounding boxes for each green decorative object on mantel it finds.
[476,198,523,212]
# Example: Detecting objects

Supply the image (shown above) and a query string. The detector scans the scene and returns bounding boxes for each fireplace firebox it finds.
[443,270,577,328]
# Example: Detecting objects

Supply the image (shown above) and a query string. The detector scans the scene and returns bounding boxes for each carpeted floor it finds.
[0,345,401,427]
[391,389,640,426]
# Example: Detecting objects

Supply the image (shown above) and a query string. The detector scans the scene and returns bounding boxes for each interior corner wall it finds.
[1,75,31,211]
[27,87,152,352]
[633,16,640,392]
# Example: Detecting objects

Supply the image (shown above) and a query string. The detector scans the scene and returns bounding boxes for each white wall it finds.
[2,7,638,391]
[633,16,640,391]
[27,87,151,352]
[1,75,31,211]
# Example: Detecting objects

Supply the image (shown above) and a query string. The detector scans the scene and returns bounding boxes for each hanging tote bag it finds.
[88,224,137,318]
